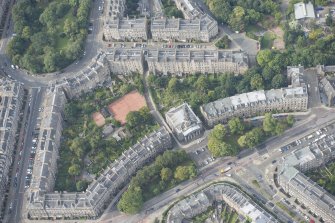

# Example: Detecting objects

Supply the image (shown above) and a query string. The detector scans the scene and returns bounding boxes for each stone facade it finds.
[0,77,24,212]
[104,18,148,41]
[278,131,335,223]
[151,15,218,42]
[27,127,172,220]
[201,86,308,127]
[146,49,248,75]
[167,183,278,223]
[105,48,144,75]
[50,52,111,99]
[165,103,203,142]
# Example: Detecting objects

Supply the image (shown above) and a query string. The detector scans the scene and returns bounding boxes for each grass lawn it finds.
[261,31,276,49]
[223,134,241,150]
[245,24,264,33]
[54,8,74,51]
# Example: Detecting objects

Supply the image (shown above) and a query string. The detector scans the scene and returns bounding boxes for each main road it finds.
[96,107,335,223]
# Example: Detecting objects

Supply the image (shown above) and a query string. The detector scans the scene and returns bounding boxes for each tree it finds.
[196,76,209,92]
[256,49,273,67]
[243,128,264,148]
[271,74,285,88]
[286,115,295,127]
[208,138,235,157]
[117,186,143,214]
[167,77,179,92]
[263,113,277,134]
[250,74,264,90]
[326,14,333,27]
[21,26,31,39]
[44,48,60,72]
[160,167,172,181]
[210,124,227,141]
[229,6,245,31]
[228,117,245,135]
[275,122,287,135]
[68,164,80,176]
[174,165,196,181]
[237,135,247,147]
[76,180,89,191]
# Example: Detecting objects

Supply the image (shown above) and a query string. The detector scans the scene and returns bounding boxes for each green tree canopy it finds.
[228,117,245,135]
[68,164,80,176]
[174,165,196,181]
[160,167,173,181]
[117,186,143,214]
[263,113,277,134]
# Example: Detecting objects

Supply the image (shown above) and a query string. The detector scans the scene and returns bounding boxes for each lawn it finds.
[261,31,276,49]
[245,24,265,33]
[54,8,74,51]
[223,134,241,149]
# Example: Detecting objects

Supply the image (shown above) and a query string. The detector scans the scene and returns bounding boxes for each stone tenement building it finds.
[167,183,278,223]
[103,18,148,41]
[103,48,248,76]
[27,127,172,220]
[105,48,144,75]
[103,0,218,42]
[278,131,335,222]
[174,0,201,19]
[0,77,24,212]
[150,15,218,42]
[146,49,248,75]
[106,0,125,20]
[49,52,111,99]
[165,103,203,142]
[200,86,308,127]
[29,86,67,195]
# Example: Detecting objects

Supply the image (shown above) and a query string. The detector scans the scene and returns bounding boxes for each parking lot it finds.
[188,145,216,168]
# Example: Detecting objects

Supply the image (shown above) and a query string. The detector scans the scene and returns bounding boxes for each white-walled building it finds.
[165,103,203,142]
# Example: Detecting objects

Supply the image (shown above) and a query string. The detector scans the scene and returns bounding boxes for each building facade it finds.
[173,0,201,19]
[106,0,125,20]
[151,15,218,42]
[320,77,335,106]
[105,48,145,75]
[50,52,111,99]
[165,103,203,142]
[167,183,278,223]
[29,86,67,195]
[146,49,248,75]
[27,127,172,220]
[104,18,148,41]
[278,133,335,222]
[201,86,308,127]
[0,77,24,212]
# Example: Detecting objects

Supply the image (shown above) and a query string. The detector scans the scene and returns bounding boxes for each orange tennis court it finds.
[108,90,147,125]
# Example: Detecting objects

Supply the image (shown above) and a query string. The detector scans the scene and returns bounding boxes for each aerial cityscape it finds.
[0,0,335,223]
